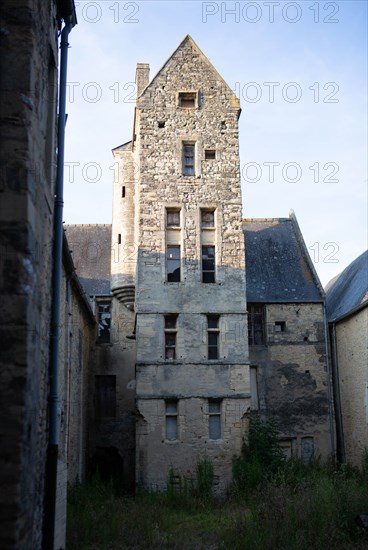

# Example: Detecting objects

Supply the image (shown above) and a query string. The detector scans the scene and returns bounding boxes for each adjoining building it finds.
[326,250,368,466]
[244,213,334,461]
[66,35,334,493]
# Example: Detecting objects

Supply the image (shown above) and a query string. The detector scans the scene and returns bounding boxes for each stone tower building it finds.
[111,35,250,491]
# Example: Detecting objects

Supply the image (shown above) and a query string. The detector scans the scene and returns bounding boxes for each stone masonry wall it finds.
[132,37,249,491]
[335,306,368,466]
[250,303,333,460]
[0,1,59,548]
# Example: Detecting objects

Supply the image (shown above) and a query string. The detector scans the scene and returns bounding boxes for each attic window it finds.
[205,149,216,160]
[178,92,197,108]
[275,321,286,333]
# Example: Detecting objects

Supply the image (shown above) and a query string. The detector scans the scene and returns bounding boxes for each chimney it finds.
[135,63,150,97]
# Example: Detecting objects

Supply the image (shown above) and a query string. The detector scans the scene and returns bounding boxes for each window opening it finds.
[165,315,177,360]
[248,304,265,345]
[205,149,216,160]
[183,143,195,176]
[178,92,196,108]
[165,400,178,440]
[202,245,215,283]
[201,210,215,228]
[209,400,221,439]
[275,321,286,332]
[167,246,181,282]
[166,209,180,228]
[97,301,111,343]
[207,315,219,359]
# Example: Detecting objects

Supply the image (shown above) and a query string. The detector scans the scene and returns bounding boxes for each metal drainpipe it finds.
[43,17,75,550]
[323,303,336,462]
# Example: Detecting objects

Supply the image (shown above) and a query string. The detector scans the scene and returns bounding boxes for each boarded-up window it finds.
[165,400,178,440]
[209,400,221,440]
[301,437,314,463]
[95,375,116,418]
[248,304,265,345]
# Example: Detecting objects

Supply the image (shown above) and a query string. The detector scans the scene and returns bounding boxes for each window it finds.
[165,315,177,360]
[202,245,215,283]
[248,304,265,345]
[182,142,195,176]
[178,92,196,108]
[165,400,178,440]
[166,209,180,228]
[167,246,180,282]
[95,375,116,418]
[207,315,219,359]
[97,301,111,343]
[275,321,286,332]
[205,149,216,160]
[301,437,314,464]
[209,400,221,439]
[201,209,215,228]
[122,186,125,198]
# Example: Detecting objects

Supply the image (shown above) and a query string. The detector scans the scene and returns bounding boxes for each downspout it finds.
[330,321,346,463]
[43,8,76,549]
[323,303,336,461]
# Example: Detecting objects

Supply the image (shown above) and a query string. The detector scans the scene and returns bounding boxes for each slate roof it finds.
[325,250,368,321]
[64,225,112,296]
[244,214,324,303]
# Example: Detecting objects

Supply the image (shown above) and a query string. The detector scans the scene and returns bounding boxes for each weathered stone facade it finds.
[331,306,368,466]
[111,35,250,492]
[54,236,95,548]
[0,1,59,547]
[327,250,368,466]
[244,216,334,461]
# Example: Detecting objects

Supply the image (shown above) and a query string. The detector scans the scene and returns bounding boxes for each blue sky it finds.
[63,0,367,285]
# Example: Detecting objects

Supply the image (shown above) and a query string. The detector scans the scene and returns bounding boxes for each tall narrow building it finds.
[111,35,250,491]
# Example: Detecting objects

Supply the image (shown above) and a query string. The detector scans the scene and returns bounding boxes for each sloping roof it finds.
[326,250,368,321]
[139,34,240,106]
[244,214,324,303]
[64,224,112,296]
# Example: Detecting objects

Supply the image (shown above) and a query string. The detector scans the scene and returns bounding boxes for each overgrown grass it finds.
[67,462,368,549]
[67,426,368,549]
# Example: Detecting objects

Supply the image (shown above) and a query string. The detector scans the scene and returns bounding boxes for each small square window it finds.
[275,321,286,332]
[178,92,196,108]
[205,149,216,160]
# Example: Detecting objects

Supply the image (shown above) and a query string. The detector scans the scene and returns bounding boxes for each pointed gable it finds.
[138,34,240,111]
